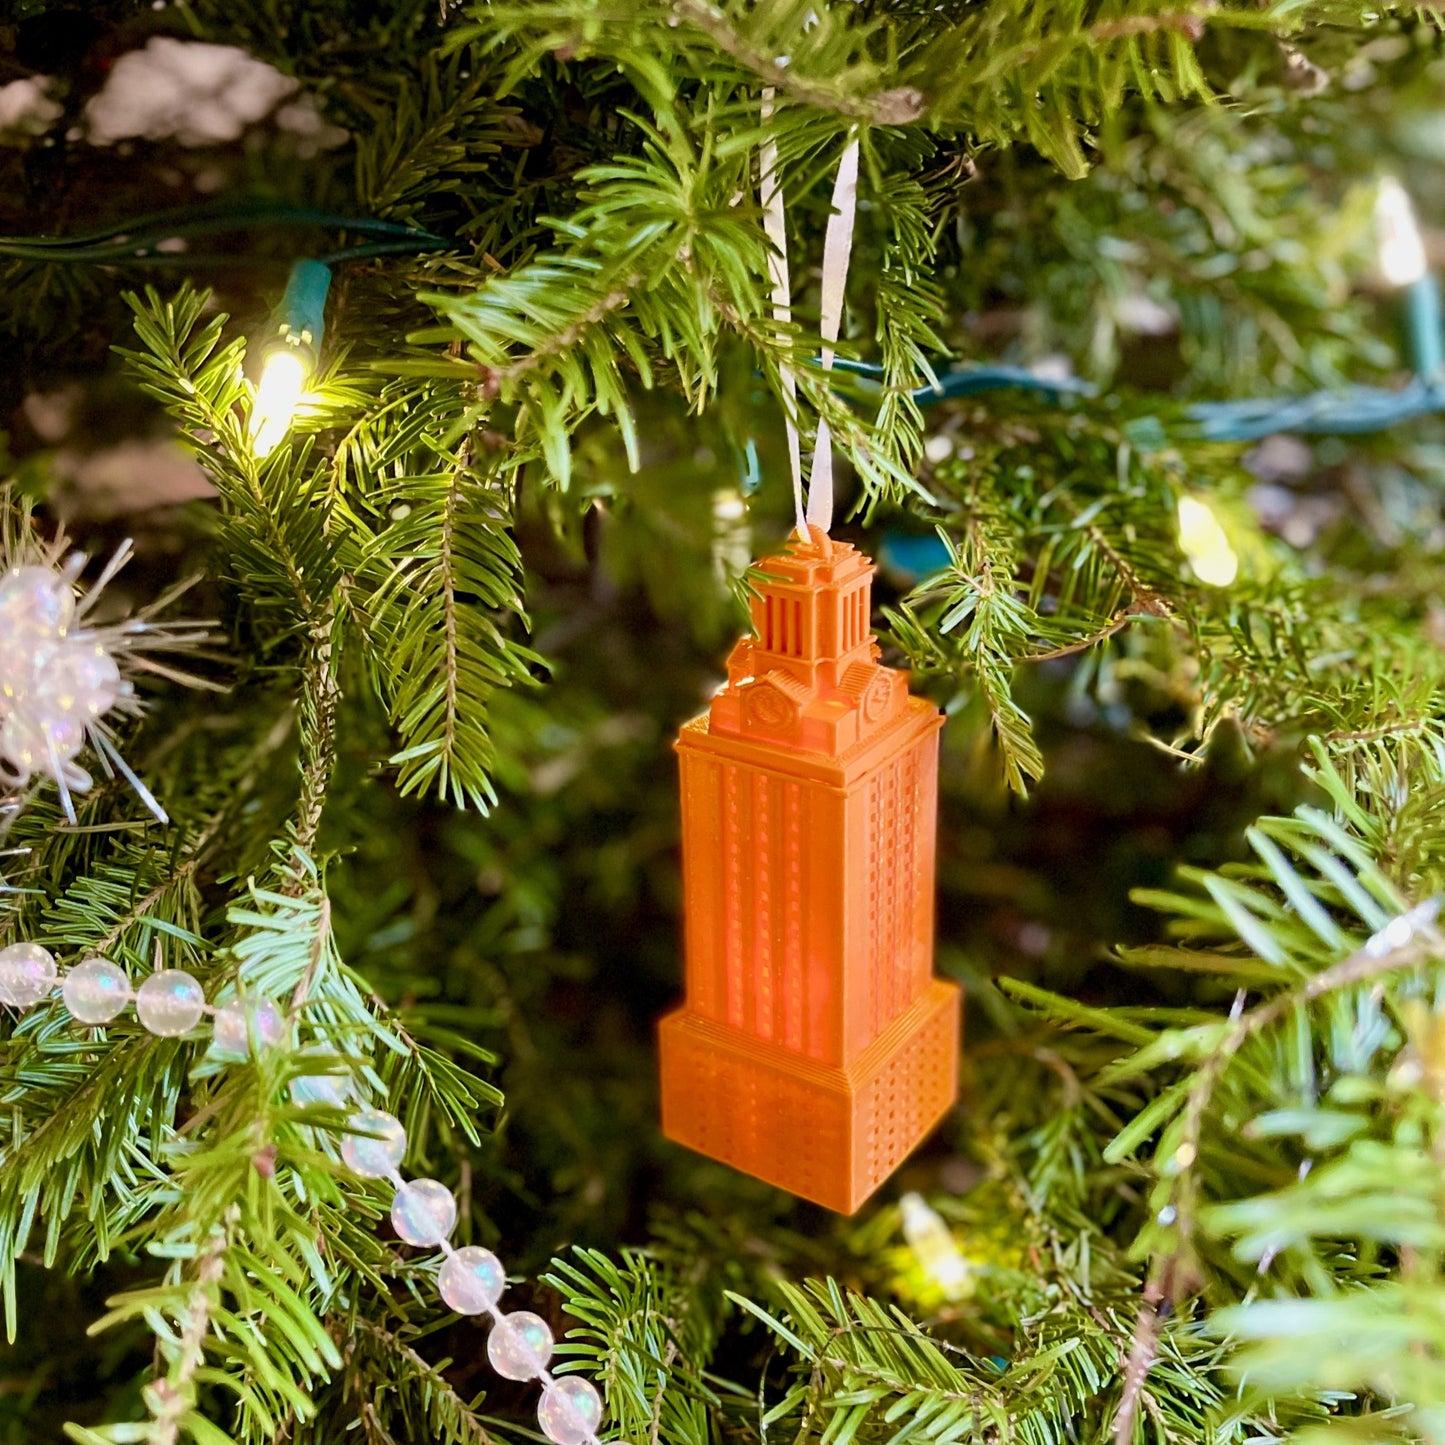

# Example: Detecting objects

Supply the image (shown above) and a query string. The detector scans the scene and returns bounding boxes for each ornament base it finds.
[659,977,960,1214]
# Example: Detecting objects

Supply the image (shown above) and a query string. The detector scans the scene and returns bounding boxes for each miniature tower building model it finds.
[659,532,961,1213]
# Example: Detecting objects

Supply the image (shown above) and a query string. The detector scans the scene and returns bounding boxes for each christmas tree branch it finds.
[144,1210,233,1445]
[8,3,1445,1440]
[669,0,926,125]
[354,1319,500,1445]
[292,604,343,867]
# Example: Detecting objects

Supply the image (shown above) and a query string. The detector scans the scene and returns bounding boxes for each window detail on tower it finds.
[839,587,853,649]
[761,593,806,657]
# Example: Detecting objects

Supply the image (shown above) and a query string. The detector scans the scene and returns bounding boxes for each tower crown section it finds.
[709,534,906,757]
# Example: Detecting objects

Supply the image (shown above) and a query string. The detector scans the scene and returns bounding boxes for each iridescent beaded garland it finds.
[0,942,613,1445]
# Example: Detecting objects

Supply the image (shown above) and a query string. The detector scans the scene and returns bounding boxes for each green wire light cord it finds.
[0,239,452,269]
[14,198,1431,446]
[0,199,447,265]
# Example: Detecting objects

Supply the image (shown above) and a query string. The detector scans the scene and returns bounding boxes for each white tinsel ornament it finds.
[0,538,212,826]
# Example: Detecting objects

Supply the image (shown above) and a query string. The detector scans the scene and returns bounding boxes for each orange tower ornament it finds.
[659,532,961,1213]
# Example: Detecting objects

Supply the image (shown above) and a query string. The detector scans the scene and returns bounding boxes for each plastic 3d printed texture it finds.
[659,532,961,1213]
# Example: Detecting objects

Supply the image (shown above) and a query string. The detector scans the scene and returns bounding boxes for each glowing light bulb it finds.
[899,1192,971,1301]
[713,490,746,523]
[250,347,310,457]
[1377,177,1427,288]
[711,487,751,579]
[1177,495,1238,588]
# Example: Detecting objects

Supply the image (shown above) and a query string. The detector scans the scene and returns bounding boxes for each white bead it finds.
[289,1046,350,1108]
[487,1310,553,1380]
[438,1245,506,1314]
[135,969,206,1036]
[291,1073,348,1108]
[62,956,130,1023]
[1,708,86,775]
[390,1178,457,1246]
[340,1110,406,1178]
[0,942,58,1008]
[0,565,74,635]
[211,998,286,1058]
[539,1377,604,1445]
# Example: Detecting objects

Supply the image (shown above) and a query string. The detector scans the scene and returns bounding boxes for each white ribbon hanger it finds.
[759,89,859,543]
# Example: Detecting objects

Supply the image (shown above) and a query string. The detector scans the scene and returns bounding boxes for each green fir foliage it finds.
[4,2,1445,1444]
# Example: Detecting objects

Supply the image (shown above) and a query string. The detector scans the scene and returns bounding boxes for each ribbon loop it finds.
[759,89,807,538]
[806,135,859,537]
[758,94,860,542]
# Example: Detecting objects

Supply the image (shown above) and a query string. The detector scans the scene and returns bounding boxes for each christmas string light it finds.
[1175,494,1238,587]
[899,1192,972,1302]
[3,199,446,460]
[250,259,332,457]
[1185,177,1445,441]
[0,542,213,825]
[15,178,1435,661]
[13,179,1438,462]
[883,178,1442,579]
[1376,176,1442,378]
[21,178,1429,483]
[1375,177,1428,289]
[0,948,616,1445]
[250,349,311,457]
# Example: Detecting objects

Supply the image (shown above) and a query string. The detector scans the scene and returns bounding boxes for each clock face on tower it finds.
[659,532,961,1214]
[744,682,794,729]
[862,671,894,724]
